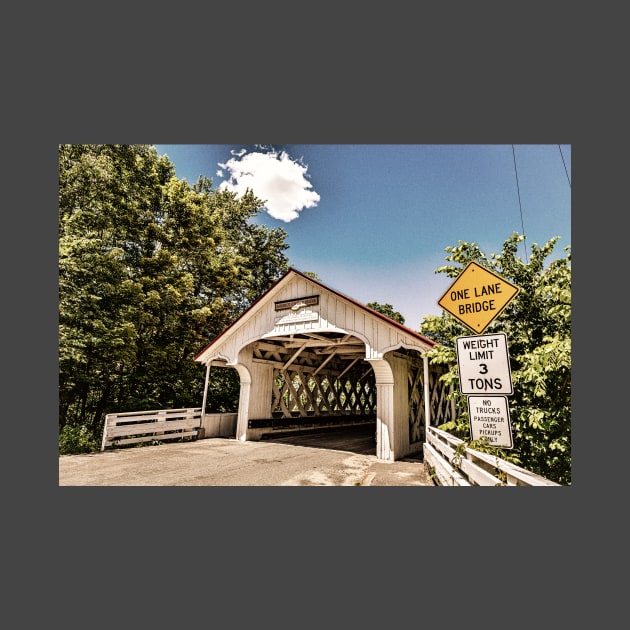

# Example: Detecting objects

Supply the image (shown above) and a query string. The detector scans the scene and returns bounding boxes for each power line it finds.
[558,144,571,188]
[511,145,528,263]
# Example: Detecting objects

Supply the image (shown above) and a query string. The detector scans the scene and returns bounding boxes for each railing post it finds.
[100,415,110,452]
[201,363,211,416]
[423,353,431,439]
[156,410,166,437]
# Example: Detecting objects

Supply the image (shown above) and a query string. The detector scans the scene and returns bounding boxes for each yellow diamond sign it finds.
[438,261,520,334]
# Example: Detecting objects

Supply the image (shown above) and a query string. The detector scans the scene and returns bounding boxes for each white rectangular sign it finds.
[467,395,513,448]
[275,311,319,325]
[456,332,513,395]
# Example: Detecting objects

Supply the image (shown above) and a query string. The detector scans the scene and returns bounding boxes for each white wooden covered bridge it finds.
[194,268,455,461]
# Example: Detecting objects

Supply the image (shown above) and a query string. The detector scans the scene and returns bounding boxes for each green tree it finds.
[301,271,322,281]
[420,233,571,484]
[367,302,405,325]
[59,145,290,452]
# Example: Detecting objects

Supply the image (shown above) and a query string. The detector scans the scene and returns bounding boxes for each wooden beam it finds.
[255,341,287,352]
[283,340,335,348]
[312,349,338,376]
[338,356,361,379]
[253,358,324,374]
[282,343,308,370]
[253,357,291,367]
[303,332,334,342]
[357,366,373,382]
[315,346,364,354]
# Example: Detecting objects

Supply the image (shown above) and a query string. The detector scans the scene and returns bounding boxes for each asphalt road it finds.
[58,425,435,487]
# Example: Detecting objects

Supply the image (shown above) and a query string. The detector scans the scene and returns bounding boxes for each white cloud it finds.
[218,149,320,222]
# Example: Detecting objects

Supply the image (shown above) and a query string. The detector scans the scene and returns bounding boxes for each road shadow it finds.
[261,423,377,455]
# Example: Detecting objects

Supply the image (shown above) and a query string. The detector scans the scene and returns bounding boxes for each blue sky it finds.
[153,144,571,329]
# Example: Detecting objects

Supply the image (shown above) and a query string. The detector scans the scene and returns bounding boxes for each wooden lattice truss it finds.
[406,355,425,444]
[429,364,454,427]
[252,333,376,418]
[396,350,454,446]
[252,333,453,430]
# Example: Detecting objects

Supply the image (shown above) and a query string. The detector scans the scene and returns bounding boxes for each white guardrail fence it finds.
[423,425,561,486]
[101,408,202,451]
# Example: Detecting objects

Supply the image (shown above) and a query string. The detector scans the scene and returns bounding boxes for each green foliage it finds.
[59,145,290,448]
[205,368,241,412]
[59,424,100,455]
[366,302,405,325]
[421,233,571,484]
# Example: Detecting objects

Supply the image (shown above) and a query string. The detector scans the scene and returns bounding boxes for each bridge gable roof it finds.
[194,267,436,364]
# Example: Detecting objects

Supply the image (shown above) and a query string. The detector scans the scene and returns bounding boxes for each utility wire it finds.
[558,144,571,188]
[511,145,528,263]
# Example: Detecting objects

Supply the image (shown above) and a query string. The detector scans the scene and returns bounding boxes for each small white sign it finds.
[275,311,320,325]
[456,332,513,395]
[467,395,513,448]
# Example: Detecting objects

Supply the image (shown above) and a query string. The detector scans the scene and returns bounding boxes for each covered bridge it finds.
[194,268,455,461]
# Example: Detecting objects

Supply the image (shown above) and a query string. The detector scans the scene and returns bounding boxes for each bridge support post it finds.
[367,358,396,461]
[233,364,252,441]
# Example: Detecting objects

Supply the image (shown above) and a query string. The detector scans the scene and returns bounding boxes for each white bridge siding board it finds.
[201,413,238,438]
[248,360,274,419]
[336,299,347,330]
[376,383,394,461]
[389,353,410,459]
[345,305,355,334]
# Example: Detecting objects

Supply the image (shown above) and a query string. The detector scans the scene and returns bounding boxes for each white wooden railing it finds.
[423,425,561,486]
[101,407,202,451]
